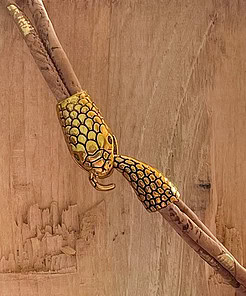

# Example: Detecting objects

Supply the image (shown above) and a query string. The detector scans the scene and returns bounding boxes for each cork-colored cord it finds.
[26,0,82,98]
[2,0,246,293]
[5,1,69,101]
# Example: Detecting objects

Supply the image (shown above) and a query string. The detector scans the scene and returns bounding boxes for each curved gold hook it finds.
[89,172,115,191]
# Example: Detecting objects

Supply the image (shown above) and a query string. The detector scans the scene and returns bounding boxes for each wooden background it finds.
[0,0,246,295]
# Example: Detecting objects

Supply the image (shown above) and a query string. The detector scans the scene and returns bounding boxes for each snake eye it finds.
[107,135,112,144]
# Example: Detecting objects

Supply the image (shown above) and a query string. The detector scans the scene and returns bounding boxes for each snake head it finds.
[76,129,118,179]
[57,91,118,191]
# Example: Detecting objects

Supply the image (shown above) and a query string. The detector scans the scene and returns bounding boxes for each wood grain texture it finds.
[0,0,245,295]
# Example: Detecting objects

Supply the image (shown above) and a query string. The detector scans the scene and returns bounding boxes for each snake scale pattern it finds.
[114,155,180,212]
[57,91,180,212]
[57,91,116,189]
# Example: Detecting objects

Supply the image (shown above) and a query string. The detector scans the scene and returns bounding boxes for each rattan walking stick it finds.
[2,0,246,293]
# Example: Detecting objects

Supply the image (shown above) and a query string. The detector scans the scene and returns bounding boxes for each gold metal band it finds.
[57,91,117,191]
[114,155,180,212]
[57,92,180,212]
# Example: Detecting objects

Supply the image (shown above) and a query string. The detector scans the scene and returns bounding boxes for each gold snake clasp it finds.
[57,91,118,191]
[57,91,180,212]
[113,155,180,212]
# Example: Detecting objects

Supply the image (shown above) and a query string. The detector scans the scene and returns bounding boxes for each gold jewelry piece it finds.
[57,91,180,211]
[114,155,180,212]
[57,91,118,191]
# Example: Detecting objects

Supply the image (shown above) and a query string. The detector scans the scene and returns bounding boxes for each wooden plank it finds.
[206,2,246,295]
[0,0,245,295]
